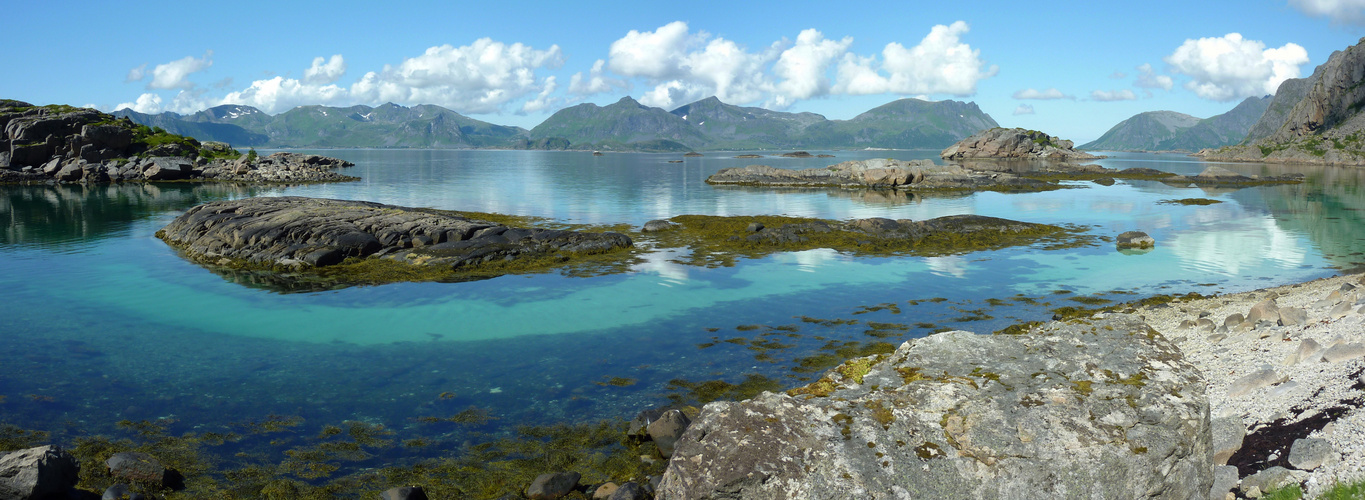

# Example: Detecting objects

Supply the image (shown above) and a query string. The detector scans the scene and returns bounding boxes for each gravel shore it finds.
[1133,273,1365,498]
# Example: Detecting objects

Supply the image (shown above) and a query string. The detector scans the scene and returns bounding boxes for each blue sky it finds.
[6,0,1365,142]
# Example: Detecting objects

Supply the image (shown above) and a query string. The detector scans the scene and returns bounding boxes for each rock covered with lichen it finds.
[657,316,1211,499]
[157,196,632,270]
[941,127,1102,161]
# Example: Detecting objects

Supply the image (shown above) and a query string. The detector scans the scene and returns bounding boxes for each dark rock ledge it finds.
[156,196,632,275]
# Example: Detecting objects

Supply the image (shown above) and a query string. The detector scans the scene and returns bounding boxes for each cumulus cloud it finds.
[608,21,693,79]
[770,29,853,108]
[1013,104,1035,115]
[569,59,625,95]
[115,93,163,113]
[833,21,997,97]
[606,21,779,109]
[1091,89,1138,101]
[303,55,347,85]
[351,39,564,114]
[1164,33,1309,101]
[519,76,559,114]
[1012,88,1072,100]
[126,63,148,83]
[1291,0,1365,24]
[148,51,213,90]
[1134,63,1173,90]
[219,76,349,114]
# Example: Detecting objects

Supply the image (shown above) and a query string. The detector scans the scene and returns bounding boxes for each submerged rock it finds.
[658,316,1211,499]
[157,197,632,278]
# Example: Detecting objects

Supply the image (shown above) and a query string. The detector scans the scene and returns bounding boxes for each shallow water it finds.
[2,149,1363,461]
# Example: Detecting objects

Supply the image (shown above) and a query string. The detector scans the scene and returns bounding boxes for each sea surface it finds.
[3,149,1364,463]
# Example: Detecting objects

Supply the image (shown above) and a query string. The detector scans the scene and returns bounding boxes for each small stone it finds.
[1287,338,1323,365]
[1211,416,1245,465]
[1223,313,1245,328]
[380,486,429,500]
[1241,466,1294,495]
[1278,307,1307,326]
[648,409,692,459]
[628,408,667,438]
[1246,486,1262,498]
[527,471,581,500]
[1321,343,1365,363]
[1227,367,1288,397]
[1196,318,1216,332]
[1207,333,1227,344]
[1266,381,1300,399]
[746,222,764,232]
[1210,465,1239,500]
[1116,231,1154,249]
[1178,319,1197,330]
[608,482,647,500]
[591,482,619,500]
[1288,438,1335,471]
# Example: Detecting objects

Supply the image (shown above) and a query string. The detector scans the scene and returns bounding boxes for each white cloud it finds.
[148,51,213,90]
[352,39,564,114]
[1134,63,1173,90]
[1164,33,1309,101]
[1013,104,1035,115]
[219,76,349,114]
[115,93,163,113]
[519,76,559,114]
[1291,0,1365,24]
[568,59,625,95]
[126,63,147,83]
[770,29,853,108]
[833,21,997,97]
[608,21,693,79]
[1091,89,1138,101]
[1109,71,1128,79]
[1012,88,1072,100]
[303,55,347,85]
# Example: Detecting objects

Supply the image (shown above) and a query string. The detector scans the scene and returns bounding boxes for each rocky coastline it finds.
[704,158,1056,191]
[0,100,356,184]
[940,127,1102,161]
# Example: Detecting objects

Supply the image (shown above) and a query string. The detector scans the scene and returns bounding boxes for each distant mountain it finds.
[1080,97,1271,152]
[1241,78,1312,144]
[119,96,999,152]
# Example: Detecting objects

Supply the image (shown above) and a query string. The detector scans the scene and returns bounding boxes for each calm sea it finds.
[1,149,1361,456]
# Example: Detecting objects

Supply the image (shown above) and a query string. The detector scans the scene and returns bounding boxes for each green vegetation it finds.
[1158,198,1223,206]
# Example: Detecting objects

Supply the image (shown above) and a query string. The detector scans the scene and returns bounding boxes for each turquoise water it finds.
[2,149,1363,456]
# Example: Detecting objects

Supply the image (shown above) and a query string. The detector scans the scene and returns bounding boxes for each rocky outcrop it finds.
[0,445,80,499]
[157,196,632,273]
[0,99,355,184]
[705,158,1055,191]
[658,316,1211,499]
[941,127,1102,161]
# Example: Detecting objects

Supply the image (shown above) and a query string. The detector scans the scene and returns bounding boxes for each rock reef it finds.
[157,196,632,276]
[705,158,1055,192]
[658,315,1211,499]
[0,99,355,184]
[941,127,1102,161]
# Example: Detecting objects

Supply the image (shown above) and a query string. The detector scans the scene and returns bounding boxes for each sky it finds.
[6,0,1365,143]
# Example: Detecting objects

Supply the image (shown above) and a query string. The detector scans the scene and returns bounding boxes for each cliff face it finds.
[1242,78,1311,144]
[1270,38,1365,142]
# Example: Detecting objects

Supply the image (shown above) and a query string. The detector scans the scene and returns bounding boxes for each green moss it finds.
[915,441,944,460]
[594,377,637,387]
[1071,380,1093,395]
[866,401,895,429]
[667,374,783,405]
[1261,483,1304,500]
[1067,296,1113,306]
[994,321,1042,335]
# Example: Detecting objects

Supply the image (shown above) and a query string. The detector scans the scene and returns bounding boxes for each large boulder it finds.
[0,445,80,499]
[941,127,1101,161]
[658,316,1211,499]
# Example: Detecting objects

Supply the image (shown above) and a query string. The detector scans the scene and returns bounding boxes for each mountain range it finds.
[1079,96,1272,152]
[114,96,998,152]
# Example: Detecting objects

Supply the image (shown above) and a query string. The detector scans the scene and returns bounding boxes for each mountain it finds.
[118,96,999,152]
[1080,97,1271,152]
[1197,37,1365,164]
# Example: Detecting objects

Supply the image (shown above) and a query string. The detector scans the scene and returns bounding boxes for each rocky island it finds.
[0,100,355,184]
[940,127,1102,161]
[705,158,1055,191]
[156,197,634,285]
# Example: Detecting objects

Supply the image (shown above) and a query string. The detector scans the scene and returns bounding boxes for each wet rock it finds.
[380,485,429,500]
[745,222,764,232]
[1210,465,1239,500]
[527,471,580,500]
[1240,467,1294,496]
[1092,177,1115,186]
[106,452,181,490]
[647,409,691,459]
[659,316,1210,499]
[628,408,668,439]
[102,483,146,500]
[1320,342,1365,363]
[607,482,647,500]
[591,482,618,499]
[1116,231,1154,249]
[157,197,632,276]
[1288,437,1334,470]
[641,220,676,232]
[0,445,80,500]
[1227,367,1288,397]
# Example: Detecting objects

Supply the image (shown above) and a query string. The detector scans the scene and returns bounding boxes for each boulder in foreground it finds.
[658,316,1211,499]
